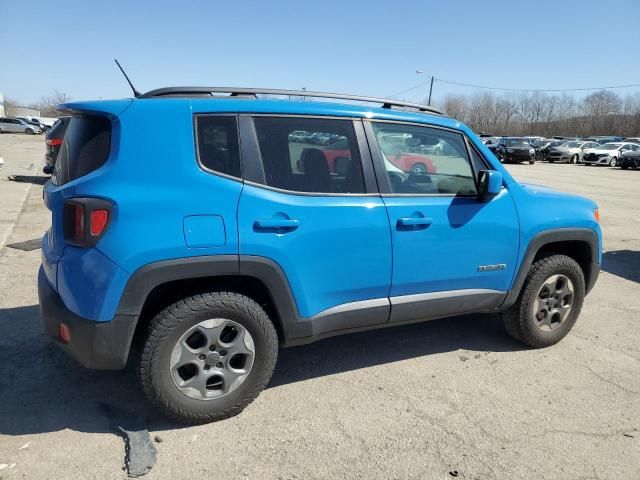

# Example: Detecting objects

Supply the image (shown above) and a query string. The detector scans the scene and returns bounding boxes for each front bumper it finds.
[38,267,137,370]
[502,150,534,162]
[583,156,611,165]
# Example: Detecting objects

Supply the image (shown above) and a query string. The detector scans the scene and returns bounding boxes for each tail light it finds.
[63,198,112,247]
[46,138,63,147]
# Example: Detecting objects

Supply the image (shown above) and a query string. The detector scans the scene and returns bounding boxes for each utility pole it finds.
[416,70,434,106]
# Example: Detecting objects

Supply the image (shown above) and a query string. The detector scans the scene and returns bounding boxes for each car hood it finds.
[584,148,615,155]
[520,181,597,207]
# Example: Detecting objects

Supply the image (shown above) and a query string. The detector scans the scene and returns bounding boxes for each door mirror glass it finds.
[478,170,502,200]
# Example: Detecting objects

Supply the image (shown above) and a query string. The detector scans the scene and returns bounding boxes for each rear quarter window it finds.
[52,115,111,185]
[195,115,241,179]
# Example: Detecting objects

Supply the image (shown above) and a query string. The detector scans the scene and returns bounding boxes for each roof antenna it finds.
[114,58,141,98]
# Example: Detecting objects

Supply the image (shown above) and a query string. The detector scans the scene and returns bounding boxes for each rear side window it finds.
[195,116,241,178]
[252,116,365,194]
[52,115,111,185]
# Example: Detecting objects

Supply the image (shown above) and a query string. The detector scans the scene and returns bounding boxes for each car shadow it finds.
[0,304,524,436]
[602,250,640,284]
[6,175,49,185]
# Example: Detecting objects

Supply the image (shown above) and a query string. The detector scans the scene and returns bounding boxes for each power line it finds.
[387,76,640,98]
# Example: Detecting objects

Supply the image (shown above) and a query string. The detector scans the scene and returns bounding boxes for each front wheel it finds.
[139,291,279,424]
[501,254,585,348]
[411,163,427,174]
[25,128,35,135]
[609,157,617,167]
[570,154,579,164]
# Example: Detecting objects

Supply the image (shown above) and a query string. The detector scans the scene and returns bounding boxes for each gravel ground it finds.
[0,134,638,480]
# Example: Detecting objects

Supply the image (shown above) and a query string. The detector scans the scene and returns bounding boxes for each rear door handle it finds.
[397,217,433,229]
[254,218,300,232]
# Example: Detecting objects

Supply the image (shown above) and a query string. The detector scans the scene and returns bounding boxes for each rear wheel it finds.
[501,254,585,348]
[621,164,629,170]
[25,128,35,135]
[139,291,279,424]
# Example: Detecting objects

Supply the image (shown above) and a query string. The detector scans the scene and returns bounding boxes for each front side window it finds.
[253,117,365,194]
[371,122,477,195]
[196,115,241,178]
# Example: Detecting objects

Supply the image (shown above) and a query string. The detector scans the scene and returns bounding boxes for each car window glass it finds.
[253,117,365,194]
[371,122,477,196]
[196,116,241,178]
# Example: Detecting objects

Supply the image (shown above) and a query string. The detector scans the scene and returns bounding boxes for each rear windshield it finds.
[47,117,69,139]
[52,115,111,185]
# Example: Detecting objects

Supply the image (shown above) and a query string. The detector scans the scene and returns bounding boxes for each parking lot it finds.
[0,134,638,479]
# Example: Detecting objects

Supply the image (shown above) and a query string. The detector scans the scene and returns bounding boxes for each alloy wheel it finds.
[531,274,574,332]
[170,318,255,400]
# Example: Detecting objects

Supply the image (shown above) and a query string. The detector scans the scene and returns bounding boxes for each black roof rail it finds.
[139,87,444,115]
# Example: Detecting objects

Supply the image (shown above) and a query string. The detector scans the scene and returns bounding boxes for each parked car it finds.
[484,136,501,156]
[622,137,640,144]
[582,142,640,167]
[591,136,623,144]
[537,139,568,161]
[43,116,71,175]
[546,141,601,164]
[619,149,640,170]
[288,130,309,143]
[495,137,535,164]
[0,117,43,135]
[38,86,601,424]
[17,116,51,133]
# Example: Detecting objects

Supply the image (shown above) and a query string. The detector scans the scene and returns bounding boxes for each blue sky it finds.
[1,0,638,105]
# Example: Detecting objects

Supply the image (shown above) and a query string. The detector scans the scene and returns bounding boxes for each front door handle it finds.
[397,217,433,229]
[254,218,300,232]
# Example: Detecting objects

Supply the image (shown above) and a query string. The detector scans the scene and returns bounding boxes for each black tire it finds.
[621,164,629,170]
[529,160,535,165]
[609,157,617,167]
[139,291,278,424]
[25,128,35,135]
[501,254,585,348]
[570,154,579,164]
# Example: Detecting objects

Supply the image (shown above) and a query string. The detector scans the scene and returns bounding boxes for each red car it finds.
[385,152,436,174]
[319,139,437,175]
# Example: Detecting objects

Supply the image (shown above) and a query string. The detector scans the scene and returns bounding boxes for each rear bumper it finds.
[38,267,137,370]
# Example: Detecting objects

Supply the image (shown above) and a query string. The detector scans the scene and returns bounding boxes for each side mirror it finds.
[478,170,502,200]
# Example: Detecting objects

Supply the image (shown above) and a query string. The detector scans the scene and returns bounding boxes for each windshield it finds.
[506,138,530,147]
[598,144,621,151]
[563,142,581,148]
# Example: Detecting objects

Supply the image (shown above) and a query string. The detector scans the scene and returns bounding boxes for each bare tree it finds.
[31,90,72,117]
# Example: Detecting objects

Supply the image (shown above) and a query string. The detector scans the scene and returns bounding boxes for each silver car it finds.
[547,141,601,164]
[0,117,42,135]
[582,142,640,167]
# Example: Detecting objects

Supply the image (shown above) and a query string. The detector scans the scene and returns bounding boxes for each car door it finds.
[364,120,520,324]
[237,115,392,337]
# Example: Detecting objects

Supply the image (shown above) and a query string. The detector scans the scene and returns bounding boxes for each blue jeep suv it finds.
[38,87,601,423]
